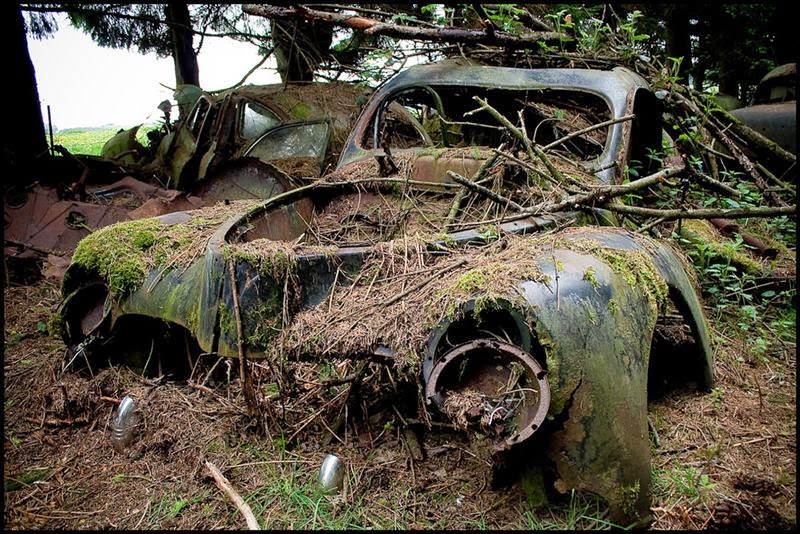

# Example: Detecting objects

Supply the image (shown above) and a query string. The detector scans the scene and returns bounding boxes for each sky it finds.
[27,14,282,131]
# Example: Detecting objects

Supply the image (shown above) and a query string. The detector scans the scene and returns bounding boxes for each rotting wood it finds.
[205,460,260,530]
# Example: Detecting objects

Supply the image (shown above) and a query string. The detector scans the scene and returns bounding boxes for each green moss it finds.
[289,102,312,120]
[185,305,199,334]
[607,298,619,316]
[456,270,487,293]
[72,218,164,298]
[433,232,457,247]
[679,219,763,275]
[521,465,549,508]
[46,311,65,339]
[620,480,641,519]
[72,207,238,300]
[222,244,297,282]
[245,298,283,351]
[4,469,49,491]
[476,225,501,242]
[472,295,502,318]
[562,237,669,315]
[582,266,600,289]
[218,303,235,342]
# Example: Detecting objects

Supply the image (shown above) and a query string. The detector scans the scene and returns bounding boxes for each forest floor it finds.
[3,276,795,530]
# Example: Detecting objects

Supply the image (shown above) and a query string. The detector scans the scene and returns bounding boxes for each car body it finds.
[4,82,369,276]
[58,60,713,526]
[730,63,796,154]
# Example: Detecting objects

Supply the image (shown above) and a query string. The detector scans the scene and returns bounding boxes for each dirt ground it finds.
[3,278,795,530]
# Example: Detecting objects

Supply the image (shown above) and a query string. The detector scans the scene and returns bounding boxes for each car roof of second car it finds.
[215,81,369,124]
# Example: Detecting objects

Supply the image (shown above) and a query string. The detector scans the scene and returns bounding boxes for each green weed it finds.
[519,489,626,530]
[652,464,716,505]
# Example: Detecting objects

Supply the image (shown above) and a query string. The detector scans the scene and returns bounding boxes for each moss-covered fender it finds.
[518,229,711,524]
[423,227,713,525]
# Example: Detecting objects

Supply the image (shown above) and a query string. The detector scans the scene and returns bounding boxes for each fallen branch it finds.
[24,416,89,427]
[228,259,262,430]
[670,91,786,206]
[546,164,685,213]
[602,203,796,222]
[707,102,796,166]
[692,171,741,198]
[540,114,635,153]
[492,148,586,194]
[447,171,527,213]
[471,96,571,188]
[448,164,684,216]
[445,148,503,225]
[242,4,568,49]
[205,460,260,530]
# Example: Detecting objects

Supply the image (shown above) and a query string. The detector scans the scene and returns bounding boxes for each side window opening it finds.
[628,88,664,175]
[188,97,211,138]
[244,121,331,176]
[240,102,282,141]
[366,86,611,161]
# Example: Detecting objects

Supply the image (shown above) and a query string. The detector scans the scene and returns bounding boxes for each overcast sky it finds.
[27,14,282,130]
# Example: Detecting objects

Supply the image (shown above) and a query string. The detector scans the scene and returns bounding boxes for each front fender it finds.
[424,227,713,525]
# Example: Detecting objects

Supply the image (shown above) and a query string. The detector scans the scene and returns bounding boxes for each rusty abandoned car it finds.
[57,60,714,525]
[4,81,368,275]
[730,62,796,155]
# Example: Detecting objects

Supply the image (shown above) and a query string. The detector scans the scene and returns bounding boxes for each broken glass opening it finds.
[239,101,282,140]
[366,86,611,161]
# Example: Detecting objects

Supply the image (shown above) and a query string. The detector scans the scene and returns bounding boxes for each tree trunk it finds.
[665,5,692,84]
[773,3,796,66]
[165,2,199,91]
[272,18,333,83]
[4,2,48,184]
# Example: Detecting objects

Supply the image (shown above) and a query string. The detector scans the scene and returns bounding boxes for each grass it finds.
[519,490,626,530]
[52,125,158,156]
[241,461,375,529]
[52,127,120,155]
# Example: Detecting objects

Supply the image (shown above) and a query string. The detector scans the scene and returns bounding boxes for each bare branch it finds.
[242,4,569,49]
[205,461,260,530]
[605,203,796,222]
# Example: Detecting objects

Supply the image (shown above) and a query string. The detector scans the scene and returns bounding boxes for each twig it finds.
[492,148,585,193]
[541,113,635,152]
[383,258,469,307]
[243,4,568,49]
[445,147,503,225]
[471,96,568,186]
[24,416,89,427]
[447,171,527,213]
[204,460,260,530]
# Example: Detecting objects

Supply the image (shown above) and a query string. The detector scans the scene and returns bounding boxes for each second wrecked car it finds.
[58,60,714,526]
[4,81,369,273]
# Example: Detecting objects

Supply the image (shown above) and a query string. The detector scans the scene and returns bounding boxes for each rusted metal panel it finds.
[730,102,796,154]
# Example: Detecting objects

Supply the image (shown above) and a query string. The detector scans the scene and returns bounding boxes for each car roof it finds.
[374,59,651,103]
